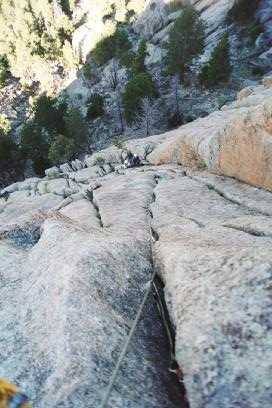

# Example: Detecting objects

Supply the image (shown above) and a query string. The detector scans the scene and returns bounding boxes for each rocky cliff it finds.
[0,78,272,407]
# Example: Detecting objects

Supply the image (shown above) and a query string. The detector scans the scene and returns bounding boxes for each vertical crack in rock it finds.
[148,173,190,408]
[85,188,104,228]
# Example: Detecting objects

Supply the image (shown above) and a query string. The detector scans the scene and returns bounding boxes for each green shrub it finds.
[92,28,131,65]
[92,35,116,65]
[87,94,105,120]
[227,0,260,24]
[48,134,76,164]
[122,72,158,124]
[199,33,232,87]
[166,5,205,78]
[112,136,125,150]
[93,156,105,166]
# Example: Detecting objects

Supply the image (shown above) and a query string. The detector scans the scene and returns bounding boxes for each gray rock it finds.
[0,168,182,407]
[45,167,61,179]
[71,159,85,171]
[60,163,73,174]
[151,170,272,408]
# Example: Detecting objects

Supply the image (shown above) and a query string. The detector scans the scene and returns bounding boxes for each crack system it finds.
[149,173,190,408]
[85,187,103,228]
[189,175,272,217]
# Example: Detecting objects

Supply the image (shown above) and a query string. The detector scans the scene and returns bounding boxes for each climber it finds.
[0,191,9,202]
[123,151,142,168]
[0,379,30,407]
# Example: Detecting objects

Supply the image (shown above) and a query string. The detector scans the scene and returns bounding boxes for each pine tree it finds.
[166,5,205,79]
[199,33,232,88]
[132,40,148,75]
[122,73,158,124]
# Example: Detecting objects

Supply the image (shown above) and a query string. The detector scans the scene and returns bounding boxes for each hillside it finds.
[0,77,272,407]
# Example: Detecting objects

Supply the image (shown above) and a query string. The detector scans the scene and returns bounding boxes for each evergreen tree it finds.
[132,40,148,75]
[122,73,158,124]
[64,107,89,148]
[166,5,205,78]
[92,28,131,66]
[199,33,232,88]
[20,122,50,175]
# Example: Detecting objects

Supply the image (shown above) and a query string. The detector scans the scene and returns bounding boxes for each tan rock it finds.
[145,83,272,191]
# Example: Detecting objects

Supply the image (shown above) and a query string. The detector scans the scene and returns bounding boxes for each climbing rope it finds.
[99,270,157,408]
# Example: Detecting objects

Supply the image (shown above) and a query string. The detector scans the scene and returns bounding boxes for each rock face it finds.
[1,160,272,406]
[152,171,272,408]
[146,77,272,191]
[1,79,272,407]
[0,167,184,407]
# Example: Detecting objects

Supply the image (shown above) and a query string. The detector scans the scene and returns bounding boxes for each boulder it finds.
[45,167,61,179]
[60,163,73,174]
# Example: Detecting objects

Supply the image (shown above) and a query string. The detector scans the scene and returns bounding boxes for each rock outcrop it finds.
[144,76,272,191]
[1,78,272,407]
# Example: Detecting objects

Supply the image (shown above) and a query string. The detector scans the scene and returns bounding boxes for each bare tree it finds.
[134,97,161,137]
[171,74,183,120]
[108,58,126,134]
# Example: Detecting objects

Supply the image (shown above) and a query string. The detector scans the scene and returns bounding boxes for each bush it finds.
[92,28,131,65]
[87,94,105,120]
[122,72,158,124]
[199,33,232,87]
[48,134,76,164]
[93,156,105,166]
[227,0,260,24]
[112,136,125,150]
[166,5,205,78]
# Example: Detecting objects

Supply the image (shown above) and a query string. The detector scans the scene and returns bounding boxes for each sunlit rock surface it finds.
[1,78,272,407]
